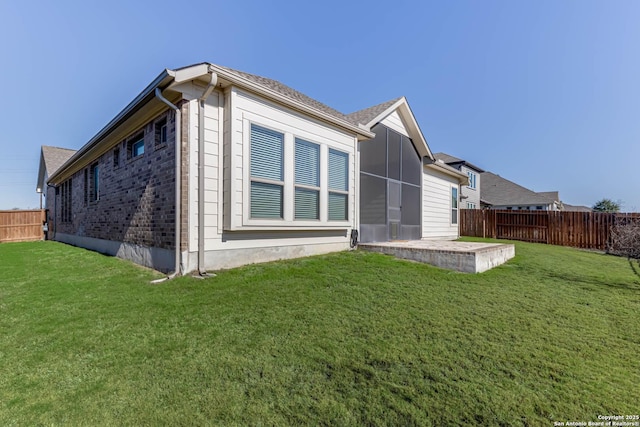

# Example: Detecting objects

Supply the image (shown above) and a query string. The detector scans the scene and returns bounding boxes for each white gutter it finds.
[154,88,182,279]
[197,71,218,276]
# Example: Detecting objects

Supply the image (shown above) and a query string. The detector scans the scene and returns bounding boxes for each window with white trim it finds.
[294,138,320,220]
[452,186,458,224]
[467,171,477,189]
[466,202,476,209]
[245,119,351,227]
[250,124,284,219]
[328,149,349,221]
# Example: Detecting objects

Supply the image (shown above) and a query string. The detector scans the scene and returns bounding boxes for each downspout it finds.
[197,71,218,276]
[154,88,182,279]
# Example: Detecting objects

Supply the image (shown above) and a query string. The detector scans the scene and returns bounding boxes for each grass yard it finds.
[0,239,639,426]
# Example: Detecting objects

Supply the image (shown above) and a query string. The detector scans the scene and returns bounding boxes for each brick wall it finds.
[51,109,178,250]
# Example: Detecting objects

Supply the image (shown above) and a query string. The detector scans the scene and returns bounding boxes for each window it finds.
[467,202,476,209]
[61,178,72,222]
[451,186,458,224]
[128,132,144,158]
[113,148,120,168]
[132,139,144,157]
[536,206,544,210]
[155,118,167,146]
[83,168,88,206]
[328,149,349,221]
[250,124,284,219]
[467,171,477,189]
[294,139,320,220]
[244,120,352,227]
[91,163,99,202]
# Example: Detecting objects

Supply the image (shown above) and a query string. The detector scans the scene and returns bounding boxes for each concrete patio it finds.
[358,240,515,273]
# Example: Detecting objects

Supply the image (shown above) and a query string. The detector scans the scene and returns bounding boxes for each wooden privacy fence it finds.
[0,210,46,243]
[460,210,640,250]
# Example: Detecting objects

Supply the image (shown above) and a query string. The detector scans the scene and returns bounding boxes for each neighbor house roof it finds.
[538,191,560,203]
[433,152,485,173]
[562,204,593,212]
[42,146,77,174]
[480,172,554,206]
[36,146,77,191]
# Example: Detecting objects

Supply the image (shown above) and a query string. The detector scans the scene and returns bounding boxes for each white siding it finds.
[422,166,460,240]
[380,111,409,137]
[460,165,481,209]
[181,86,358,272]
[186,88,221,252]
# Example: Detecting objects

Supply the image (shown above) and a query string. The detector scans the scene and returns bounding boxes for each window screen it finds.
[387,130,401,181]
[360,125,387,177]
[401,184,421,226]
[360,173,387,224]
[401,136,421,185]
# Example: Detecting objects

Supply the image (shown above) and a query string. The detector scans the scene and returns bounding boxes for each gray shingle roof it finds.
[480,172,554,206]
[217,65,351,123]
[538,191,560,203]
[562,204,593,212]
[433,152,485,173]
[345,97,403,126]
[433,152,463,164]
[42,146,76,176]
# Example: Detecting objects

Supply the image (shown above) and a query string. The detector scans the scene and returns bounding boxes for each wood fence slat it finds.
[458,209,634,251]
[0,210,46,243]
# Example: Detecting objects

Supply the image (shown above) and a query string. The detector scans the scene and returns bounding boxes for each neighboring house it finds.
[36,62,467,274]
[562,203,593,212]
[480,172,562,211]
[36,146,77,212]
[433,153,484,209]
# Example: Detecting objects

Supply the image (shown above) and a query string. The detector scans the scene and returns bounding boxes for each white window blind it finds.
[328,149,348,221]
[250,124,284,219]
[295,139,320,219]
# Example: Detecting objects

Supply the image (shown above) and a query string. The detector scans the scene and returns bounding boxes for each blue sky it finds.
[1,0,639,211]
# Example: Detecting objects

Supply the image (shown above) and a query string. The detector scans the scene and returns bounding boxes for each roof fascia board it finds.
[48,70,174,184]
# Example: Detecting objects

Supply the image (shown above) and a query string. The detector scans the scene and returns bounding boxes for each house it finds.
[36,146,77,214]
[37,63,467,274]
[433,153,485,209]
[562,203,593,212]
[480,172,562,211]
[37,146,77,193]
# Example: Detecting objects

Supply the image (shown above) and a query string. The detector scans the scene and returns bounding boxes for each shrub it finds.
[609,218,640,259]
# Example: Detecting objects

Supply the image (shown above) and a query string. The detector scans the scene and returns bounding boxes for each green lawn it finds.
[0,239,638,426]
